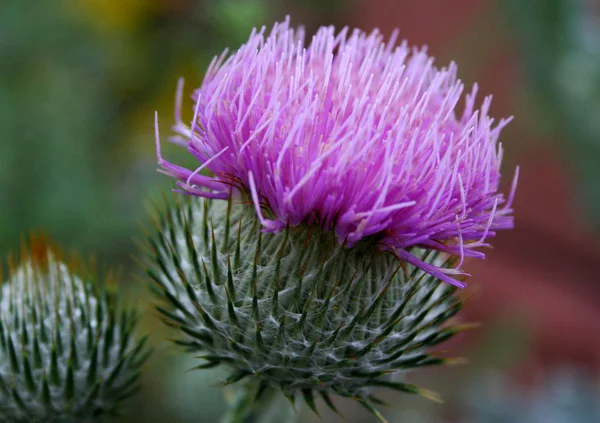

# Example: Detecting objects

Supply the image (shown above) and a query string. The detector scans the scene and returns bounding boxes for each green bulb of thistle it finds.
[0,241,149,422]
[145,197,471,421]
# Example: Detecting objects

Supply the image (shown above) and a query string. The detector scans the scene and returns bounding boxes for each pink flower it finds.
[156,18,518,287]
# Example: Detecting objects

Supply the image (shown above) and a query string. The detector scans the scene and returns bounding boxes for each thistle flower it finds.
[0,239,149,422]
[149,18,518,422]
[156,17,518,287]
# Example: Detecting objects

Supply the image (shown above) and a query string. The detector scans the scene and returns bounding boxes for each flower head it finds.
[156,18,517,287]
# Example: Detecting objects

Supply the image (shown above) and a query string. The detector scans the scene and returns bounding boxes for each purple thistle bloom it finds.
[155,18,518,288]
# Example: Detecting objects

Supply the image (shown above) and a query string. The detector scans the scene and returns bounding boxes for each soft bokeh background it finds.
[2,0,599,421]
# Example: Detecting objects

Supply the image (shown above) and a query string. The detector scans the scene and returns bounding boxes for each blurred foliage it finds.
[459,369,600,423]
[404,369,600,423]
[388,321,600,423]
[501,0,600,228]
[1,0,161,264]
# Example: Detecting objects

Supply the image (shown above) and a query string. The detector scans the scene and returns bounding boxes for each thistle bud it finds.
[0,241,149,422]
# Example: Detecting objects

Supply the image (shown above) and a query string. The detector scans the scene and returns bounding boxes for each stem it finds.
[221,381,297,423]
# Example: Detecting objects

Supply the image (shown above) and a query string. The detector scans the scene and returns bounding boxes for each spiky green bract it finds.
[0,251,149,423]
[146,197,466,420]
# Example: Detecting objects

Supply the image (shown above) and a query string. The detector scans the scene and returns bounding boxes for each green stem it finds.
[221,381,297,423]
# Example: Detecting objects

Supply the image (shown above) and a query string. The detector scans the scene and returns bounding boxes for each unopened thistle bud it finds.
[0,240,149,422]
[149,17,517,421]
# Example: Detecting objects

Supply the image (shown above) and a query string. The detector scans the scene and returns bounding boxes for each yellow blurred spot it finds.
[68,0,159,32]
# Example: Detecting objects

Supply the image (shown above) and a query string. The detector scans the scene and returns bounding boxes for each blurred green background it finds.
[1,0,599,422]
